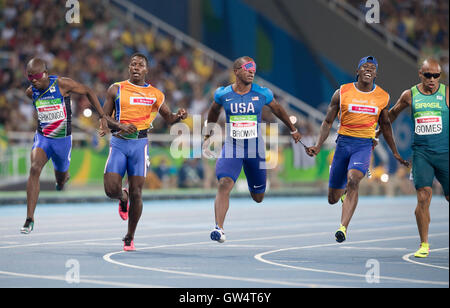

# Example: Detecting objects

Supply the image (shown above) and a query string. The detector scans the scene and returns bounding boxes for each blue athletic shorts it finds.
[215,146,267,194]
[32,132,72,172]
[329,134,373,189]
[104,136,149,177]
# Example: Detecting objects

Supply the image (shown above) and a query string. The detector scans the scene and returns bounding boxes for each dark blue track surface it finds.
[0,196,448,288]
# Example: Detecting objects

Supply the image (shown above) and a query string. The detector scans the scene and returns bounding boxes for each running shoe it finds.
[20,218,34,234]
[118,188,129,221]
[335,224,347,243]
[123,236,135,251]
[414,242,430,258]
[210,226,226,243]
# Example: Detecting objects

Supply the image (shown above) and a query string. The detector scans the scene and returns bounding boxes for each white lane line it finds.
[340,247,408,251]
[215,244,275,248]
[0,231,208,249]
[103,250,337,288]
[0,270,168,288]
[254,233,449,286]
[0,223,412,250]
[2,214,440,238]
[101,225,446,288]
[402,248,449,270]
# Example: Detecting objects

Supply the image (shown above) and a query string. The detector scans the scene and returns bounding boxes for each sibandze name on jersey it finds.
[130,97,156,106]
[348,104,378,115]
[37,104,66,123]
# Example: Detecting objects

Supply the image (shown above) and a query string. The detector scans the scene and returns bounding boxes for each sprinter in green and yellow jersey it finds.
[381,58,448,258]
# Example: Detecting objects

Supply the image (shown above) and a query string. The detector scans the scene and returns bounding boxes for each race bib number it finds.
[37,104,66,123]
[229,115,257,139]
[414,111,442,135]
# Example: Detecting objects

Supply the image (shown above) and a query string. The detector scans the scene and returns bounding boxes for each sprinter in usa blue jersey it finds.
[203,57,302,243]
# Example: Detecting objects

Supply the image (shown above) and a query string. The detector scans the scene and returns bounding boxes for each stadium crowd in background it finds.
[345,0,449,82]
[0,0,299,190]
[0,0,221,136]
[0,0,424,194]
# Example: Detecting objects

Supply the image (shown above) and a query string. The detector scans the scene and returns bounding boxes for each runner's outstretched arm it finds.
[378,107,410,167]
[58,77,110,136]
[204,102,222,140]
[267,99,301,143]
[305,89,340,156]
[375,90,411,140]
[159,103,188,125]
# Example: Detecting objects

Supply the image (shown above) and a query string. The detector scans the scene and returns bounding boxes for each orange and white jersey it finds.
[337,83,390,139]
[113,80,165,131]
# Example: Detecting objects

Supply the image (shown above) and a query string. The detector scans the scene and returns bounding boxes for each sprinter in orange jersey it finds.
[305,56,409,243]
[103,53,187,251]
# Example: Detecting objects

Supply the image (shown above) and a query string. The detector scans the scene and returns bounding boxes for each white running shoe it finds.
[210,226,226,243]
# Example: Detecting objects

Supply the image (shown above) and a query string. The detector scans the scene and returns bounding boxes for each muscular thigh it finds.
[126,139,149,177]
[215,147,244,183]
[329,146,351,190]
[243,156,266,194]
[431,152,449,196]
[412,150,435,190]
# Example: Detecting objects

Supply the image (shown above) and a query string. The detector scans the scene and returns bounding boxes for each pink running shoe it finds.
[118,188,129,221]
[123,236,135,251]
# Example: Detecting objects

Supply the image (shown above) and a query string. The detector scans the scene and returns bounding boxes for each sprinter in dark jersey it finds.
[378,58,449,258]
[20,58,109,234]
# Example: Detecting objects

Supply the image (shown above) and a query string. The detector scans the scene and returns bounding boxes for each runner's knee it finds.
[347,176,360,191]
[128,187,142,202]
[417,188,432,205]
[218,177,234,193]
[29,163,44,177]
[104,183,122,199]
[251,193,264,203]
[328,194,340,205]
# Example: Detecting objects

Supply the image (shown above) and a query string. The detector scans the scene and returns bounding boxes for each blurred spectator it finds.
[0,0,318,190]
[345,0,449,82]
[0,0,220,137]
[178,158,204,188]
[385,165,415,196]
[154,158,178,189]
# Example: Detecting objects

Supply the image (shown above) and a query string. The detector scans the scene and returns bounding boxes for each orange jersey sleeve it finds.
[337,83,390,139]
[114,80,165,131]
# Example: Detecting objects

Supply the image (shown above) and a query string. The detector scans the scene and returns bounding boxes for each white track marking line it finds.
[101,226,447,288]
[254,233,449,286]
[402,248,449,270]
[2,213,439,238]
[0,270,167,288]
[0,223,419,249]
[1,221,447,287]
[340,247,408,251]
[102,251,337,288]
[0,231,210,249]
